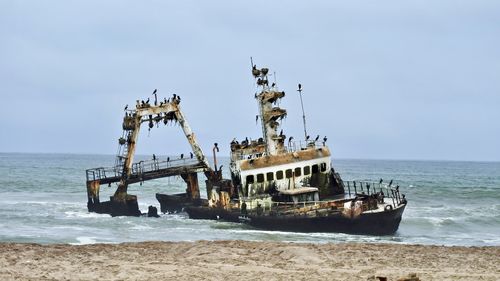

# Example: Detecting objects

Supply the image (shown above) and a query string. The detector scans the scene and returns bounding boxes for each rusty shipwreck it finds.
[85,63,407,235]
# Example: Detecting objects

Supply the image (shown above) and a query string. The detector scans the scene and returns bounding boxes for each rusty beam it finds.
[181,172,200,200]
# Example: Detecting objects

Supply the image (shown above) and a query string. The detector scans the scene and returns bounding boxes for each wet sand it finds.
[1,241,498,281]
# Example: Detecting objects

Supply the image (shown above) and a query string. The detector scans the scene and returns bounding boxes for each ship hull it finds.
[244,204,406,235]
[185,206,241,222]
[186,204,406,235]
[155,193,206,213]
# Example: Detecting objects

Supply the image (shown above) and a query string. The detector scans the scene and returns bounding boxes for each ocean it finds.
[0,153,498,246]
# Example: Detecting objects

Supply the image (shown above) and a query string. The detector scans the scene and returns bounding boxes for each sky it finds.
[0,1,499,161]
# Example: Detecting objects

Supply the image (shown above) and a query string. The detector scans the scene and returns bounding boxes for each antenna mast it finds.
[297,83,308,140]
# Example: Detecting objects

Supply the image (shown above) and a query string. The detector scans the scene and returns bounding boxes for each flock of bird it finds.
[232,134,328,147]
[124,88,329,166]
[123,89,182,111]
[151,152,195,164]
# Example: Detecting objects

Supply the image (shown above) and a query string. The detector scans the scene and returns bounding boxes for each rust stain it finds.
[239,146,331,170]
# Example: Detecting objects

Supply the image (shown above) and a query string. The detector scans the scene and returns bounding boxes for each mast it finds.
[251,63,287,156]
[297,84,308,140]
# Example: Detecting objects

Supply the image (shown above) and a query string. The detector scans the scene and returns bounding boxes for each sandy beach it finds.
[0,241,498,281]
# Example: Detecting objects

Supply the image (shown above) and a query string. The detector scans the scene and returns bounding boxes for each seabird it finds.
[279,129,283,136]
[271,82,276,87]
[180,153,184,159]
[124,104,128,111]
[323,136,328,143]
[288,136,294,143]
[152,89,158,105]
[146,98,150,104]
[298,83,302,91]
[190,152,193,159]
[315,135,320,142]
[167,157,170,162]
[306,135,310,141]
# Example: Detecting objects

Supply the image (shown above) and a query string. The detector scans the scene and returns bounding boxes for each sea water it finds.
[0,153,498,246]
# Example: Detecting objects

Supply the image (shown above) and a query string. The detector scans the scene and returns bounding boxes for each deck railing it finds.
[85,157,201,182]
[342,180,405,207]
[239,180,405,215]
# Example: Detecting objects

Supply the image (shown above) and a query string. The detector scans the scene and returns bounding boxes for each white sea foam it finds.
[130,224,154,230]
[64,211,109,219]
[71,236,98,245]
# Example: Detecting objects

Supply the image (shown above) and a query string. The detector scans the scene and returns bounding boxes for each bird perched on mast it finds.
[152,89,158,105]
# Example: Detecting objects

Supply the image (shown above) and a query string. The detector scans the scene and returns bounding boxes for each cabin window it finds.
[246,175,254,184]
[257,173,265,183]
[266,172,274,181]
[320,162,327,172]
[304,166,311,175]
[294,167,302,177]
[285,169,293,178]
[276,170,284,180]
[312,164,319,174]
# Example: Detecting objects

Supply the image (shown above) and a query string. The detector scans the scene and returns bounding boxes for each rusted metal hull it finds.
[87,195,142,217]
[186,204,406,235]
[155,193,206,213]
[243,204,406,235]
[185,206,241,223]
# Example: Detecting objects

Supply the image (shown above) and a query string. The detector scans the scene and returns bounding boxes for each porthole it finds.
[246,175,254,184]
[276,170,284,180]
[294,167,302,177]
[320,163,327,172]
[304,166,311,175]
[257,173,265,183]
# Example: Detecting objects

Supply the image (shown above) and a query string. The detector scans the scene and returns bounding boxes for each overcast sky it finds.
[1,1,499,161]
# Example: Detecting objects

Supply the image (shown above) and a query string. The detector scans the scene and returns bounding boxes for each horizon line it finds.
[0,151,498,164]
